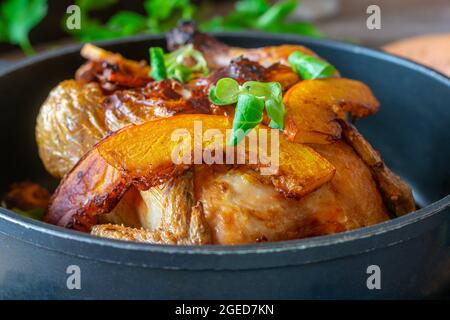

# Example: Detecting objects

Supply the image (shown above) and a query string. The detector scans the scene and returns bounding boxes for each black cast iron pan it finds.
[0,33,449,299]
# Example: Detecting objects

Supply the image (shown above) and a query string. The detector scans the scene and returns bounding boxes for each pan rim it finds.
[0,32,449,267]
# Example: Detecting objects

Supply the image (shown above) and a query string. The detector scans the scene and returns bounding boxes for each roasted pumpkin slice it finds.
[46,115,335,230]
[44,149,131,230]
[98,114,335,196]
[283,78,380,144]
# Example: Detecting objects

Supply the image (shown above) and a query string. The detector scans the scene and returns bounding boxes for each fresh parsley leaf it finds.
[144,0,194,21]
[0,0,47,55]
[77,0,117,12]
[68,0,322,42]
[74,22,121,41]
[107,11,147,36]
[269,22,323,38]
[288,51,336,79]
[235,0,269,17]
[256,0,297,29]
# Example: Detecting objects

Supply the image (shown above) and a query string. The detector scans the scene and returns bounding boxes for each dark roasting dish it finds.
[0,23,449,298]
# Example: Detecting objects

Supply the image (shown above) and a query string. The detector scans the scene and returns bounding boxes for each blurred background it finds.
[0,0,449,75]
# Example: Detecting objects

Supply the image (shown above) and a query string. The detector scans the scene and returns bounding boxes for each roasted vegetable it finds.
[45,114,335,230]
[97,114,335,197]
[283,78,380,144]
[36,80,108,177]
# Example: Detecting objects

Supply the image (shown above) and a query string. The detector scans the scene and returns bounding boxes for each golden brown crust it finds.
[341,121,415,216]
[36,80,108,178]
[195,141,389,244]
[45,114,336,230]
[91,201,211,245]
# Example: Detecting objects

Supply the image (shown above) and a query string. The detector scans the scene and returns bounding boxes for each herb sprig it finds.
[0,0,322,54]
[68,0,321,41]
[209,77,285,145]
[0,0,47,55]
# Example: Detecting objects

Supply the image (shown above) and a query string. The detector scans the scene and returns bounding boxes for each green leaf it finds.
[265,22,323,38]
[0,0,47,55]
[266,98,285,129]
[0,19,8,41]
[243,81,285,130]
[76,0,117,11]
[144,0,194,21]
[288,51,336,80]
[107,11,147,36]
[235,0,269,17]
[230,93,264,145]
[149,47,167,80]
[241,81,279,100]
[256,0,297,29]
[74,21,121,41]
[209,78,286,136]
[215,78,240,104]
[208,86,226,105]
[199,16,225,32]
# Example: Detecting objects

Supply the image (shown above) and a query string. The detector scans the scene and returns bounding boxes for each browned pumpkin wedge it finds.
[98,114,335,197]
[283,78,380,144]
[44,149,131,231]
[45,115,335,230]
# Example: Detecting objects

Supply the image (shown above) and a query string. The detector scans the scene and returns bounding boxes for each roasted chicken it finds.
[36,22,415,245]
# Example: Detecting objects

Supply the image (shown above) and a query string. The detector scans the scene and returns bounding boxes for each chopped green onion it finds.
[149,47,167,81]
[288,51,336,80]
[208,77,286,145]
[148,44,209,83]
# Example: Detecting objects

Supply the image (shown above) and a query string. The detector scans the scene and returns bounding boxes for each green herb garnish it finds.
[231,93,265,146]
[209,77,285,145]
[0,0,47,55]
[149,47,167,81]
[288,51,336,80]
[149,44,208,83]
[65,0,321,43]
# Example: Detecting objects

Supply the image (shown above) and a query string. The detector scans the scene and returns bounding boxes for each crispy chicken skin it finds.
[37,24,414,245]
[195,141,388,244]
